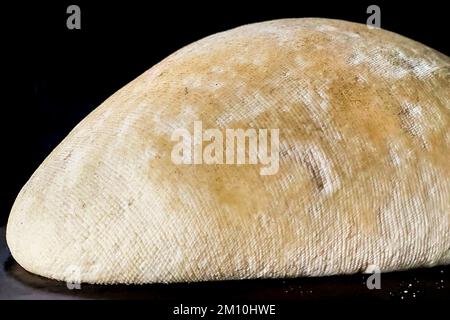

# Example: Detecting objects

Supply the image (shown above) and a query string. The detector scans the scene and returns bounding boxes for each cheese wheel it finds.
[7,18,450,284]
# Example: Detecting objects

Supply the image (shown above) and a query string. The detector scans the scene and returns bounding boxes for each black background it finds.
[1,0,449,226]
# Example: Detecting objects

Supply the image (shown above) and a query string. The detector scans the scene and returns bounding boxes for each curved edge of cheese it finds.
[6,18,450,284]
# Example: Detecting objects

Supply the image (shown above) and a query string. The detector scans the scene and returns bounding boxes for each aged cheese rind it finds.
[6,18,450,284]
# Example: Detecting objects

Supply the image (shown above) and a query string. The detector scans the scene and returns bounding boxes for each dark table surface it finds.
[0,226,448,301]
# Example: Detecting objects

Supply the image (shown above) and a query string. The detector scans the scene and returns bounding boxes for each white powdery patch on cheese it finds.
[396,49,441,78]
[306,22,362,44]
[408,103,423,117]
[349,46,440,80]
[340,30,362,39]
[312,24,338,32]
[317,86,330,112]
[210,66,225,73]
[296,85,330,112]
[399,102,430,148]
[182,74,203,88]
[253,53,269,66]
[249,23,298,37]
[388,144,402,167]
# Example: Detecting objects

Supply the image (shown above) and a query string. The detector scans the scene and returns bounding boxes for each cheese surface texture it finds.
[6,18,450,284]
